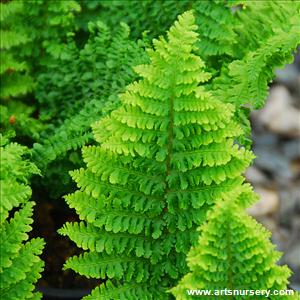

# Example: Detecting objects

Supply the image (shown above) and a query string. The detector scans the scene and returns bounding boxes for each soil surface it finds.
[30,197,101,298]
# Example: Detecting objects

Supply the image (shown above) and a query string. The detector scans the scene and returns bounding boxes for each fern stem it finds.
[166,94,174,178]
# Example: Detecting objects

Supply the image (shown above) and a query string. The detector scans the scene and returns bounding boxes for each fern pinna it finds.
[59,11,256,299]
[0,135,44,300]
[32,22,148,199]
[171,188,299,300]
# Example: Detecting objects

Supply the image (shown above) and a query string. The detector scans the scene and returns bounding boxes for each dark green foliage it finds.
[0,102,43,141]
[0,135,44,299]
[0,0,80,95]
[9,0,80,67]
[32,22,148,197]
[59,11,257,299]
[0,0,80,141]
[0,1,34,99]
[35,22,147,126]
[78,0,191,39]
[171,189,299,299]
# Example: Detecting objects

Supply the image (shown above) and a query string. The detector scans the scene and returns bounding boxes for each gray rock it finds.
[254,86,300,137]
[252,132,279,146]
[245,166,269,185]
[284,243,300,271]
[279,185,300,224]
[253,146,293,183]
[247,187,279,217]
[276,64,300,90]
[283,139,300,160]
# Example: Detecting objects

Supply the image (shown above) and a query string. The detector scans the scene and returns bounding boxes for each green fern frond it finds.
[213,18,300,110]
[0,30,29,49]
[210,1,300,147]
[0,53,28,74]
[84,280,163,300]
[0,102,43,141]
[171,190,298,299]
[0,0,79,105]
[0,138,44,299]
[232,0,299,56]
[0,1,32,100]
[193,0,238,61]
[60,11,257,298]
[32,21,148,198]
[0,1,23,22]
[82,0,191,38]
[0,74,35,99]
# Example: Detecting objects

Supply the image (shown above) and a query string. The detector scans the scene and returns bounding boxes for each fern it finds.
[59,11,258,299]
[0,1,34,99]
[78,0,191,38]
[0,0,80,98]
[211,1,300,147]
[0,102,44,140]
[0,0,80,141]
[77,0,238,68]
[35,21,146,125]
[171,188,299,299]
[72,1,299,150]
[0,135,44,300]
[33,1,298,172]
[213,0,300,109]
[32,22,148,197]
[12,0,80,65]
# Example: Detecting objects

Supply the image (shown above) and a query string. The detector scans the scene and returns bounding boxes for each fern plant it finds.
[0,1,34,99]
[0,135,45,300]
[32,21,148,198]
[78,0,299,147]
[58,11,259,299]
[0,0,80,141]
[171,189,299,300]
[0,0,80,95]
[31,1,299,197]
[211,0,300,146]
[77,0,191,39]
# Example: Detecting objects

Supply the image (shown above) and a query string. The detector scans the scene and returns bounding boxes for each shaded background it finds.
[246,50,300,289]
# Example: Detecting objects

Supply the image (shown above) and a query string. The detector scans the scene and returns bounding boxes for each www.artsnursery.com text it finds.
[187,288,295,297]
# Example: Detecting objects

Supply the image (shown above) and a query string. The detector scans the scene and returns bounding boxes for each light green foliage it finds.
[211,0,300,146]
[73,0,299,149]
[59,11,257,299]
[0,135,44,300]
[213,0,300,108]
[30,1,298,198]
[32,22,148,198]
[171,189,298,300]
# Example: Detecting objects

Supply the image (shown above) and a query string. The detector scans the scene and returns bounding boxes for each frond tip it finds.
[171,189,298,299]
[60,10,258,299]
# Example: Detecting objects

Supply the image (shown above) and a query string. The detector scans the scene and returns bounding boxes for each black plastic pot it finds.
[37,286,91,300]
